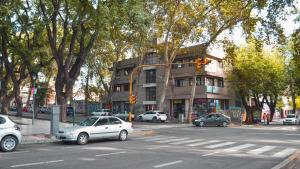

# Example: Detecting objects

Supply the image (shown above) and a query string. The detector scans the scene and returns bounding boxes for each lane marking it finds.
[135,135,165,140]
[224,144,255,152]
[272,148,297,158]
[187,140,221,147]
[0,151,29,155]
[156,138,188,143]
[248,146,276,155]
[170,139,204,145]
[153,160,183,168]
[82,147,120,151]
[95,151,126,157]
[147,145,169,150]
[202,151,219,156]
[10,160,64,168]
[205,142,236,149]
[144,136,176,141]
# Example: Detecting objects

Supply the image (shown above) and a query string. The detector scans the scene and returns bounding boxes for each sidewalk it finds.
[9,116,156,144]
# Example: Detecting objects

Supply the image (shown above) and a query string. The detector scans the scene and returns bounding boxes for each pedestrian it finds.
[263,113,267,125]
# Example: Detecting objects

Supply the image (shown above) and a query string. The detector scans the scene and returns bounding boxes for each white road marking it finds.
[36,148,52,151]
[0,151,29,155]
[135,135,165,140]
[202,151,220,156]
[224,144,255,152]
[82,147,120,151]
[78,157,97,161]
[153,160,183,168]
[248,146,276,155]
[10,160,64,168]
[156,138,188,143]
[187,140,221,147]
[272,148,297,158]
[147,145,169,150]
[205,142,236,149]
[95,151,126,157]
[144,136,177,141]
[170,139,204,145]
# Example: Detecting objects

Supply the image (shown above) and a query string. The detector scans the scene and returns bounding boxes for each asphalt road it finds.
[1,124,300,169]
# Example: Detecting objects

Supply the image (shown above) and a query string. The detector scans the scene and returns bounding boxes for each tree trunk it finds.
[1,97,9,115]
[187,75,196,123]
[13,84,23,117]
[269,106,275,122]
[84,68,90,116]
[55,71,67,122]
[158,65,171,111]
[292,93,296,114]
[26,81,32,107]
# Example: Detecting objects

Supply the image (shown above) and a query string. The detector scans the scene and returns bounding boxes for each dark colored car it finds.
[66,107,74,116]
[193,113,230,127]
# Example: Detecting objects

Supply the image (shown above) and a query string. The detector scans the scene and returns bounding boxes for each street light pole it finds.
[32,77,36,125]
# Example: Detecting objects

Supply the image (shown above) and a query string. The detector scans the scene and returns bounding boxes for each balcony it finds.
[111,91,130,102]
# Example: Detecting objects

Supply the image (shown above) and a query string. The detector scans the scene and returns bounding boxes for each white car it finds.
[138,111,167,122]
[283,114,300,125]
[90,109,111,116]
[56,116,133,145]
[0,115,22,152]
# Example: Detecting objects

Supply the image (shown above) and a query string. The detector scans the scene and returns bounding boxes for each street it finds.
[1,124,300,169]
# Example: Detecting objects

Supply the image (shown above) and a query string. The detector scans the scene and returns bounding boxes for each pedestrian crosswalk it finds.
[134,135,298,159]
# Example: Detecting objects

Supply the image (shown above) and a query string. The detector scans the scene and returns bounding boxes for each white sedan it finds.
[56,116,133,145]
[0,115,22,152]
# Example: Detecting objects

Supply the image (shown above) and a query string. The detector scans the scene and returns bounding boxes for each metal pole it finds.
[32,80,35,125]
[73,99,76,126]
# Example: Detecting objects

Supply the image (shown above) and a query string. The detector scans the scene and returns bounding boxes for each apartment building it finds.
[110,45,240,120]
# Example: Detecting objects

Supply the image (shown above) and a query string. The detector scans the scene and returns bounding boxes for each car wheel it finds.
[119,130,128,141]
[77,133,89,145]
[161,120,165,123]
[199,121,205,127]
[152,117,157,122]
[222,121,228,127]
[1,136,18,152]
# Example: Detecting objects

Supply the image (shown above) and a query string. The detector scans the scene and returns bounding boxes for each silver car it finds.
[56,116,133,145]
[0,115,22,152]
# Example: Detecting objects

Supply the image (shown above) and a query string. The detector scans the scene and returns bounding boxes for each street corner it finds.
[21,134,58,145]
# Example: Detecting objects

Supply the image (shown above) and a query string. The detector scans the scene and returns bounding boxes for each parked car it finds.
[66,107,74,116]
[113,111,134,121]
[39,106,49,114]
[55,116,133,145]
[90,109,111,116]
[0,115,22,152]
[138,111,167,122]
[193,113,230,127]
[283,114,300,125]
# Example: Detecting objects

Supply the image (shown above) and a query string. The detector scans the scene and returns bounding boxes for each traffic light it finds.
[129,95,137,104]
[195,58,202,71]
[202,58,211,65]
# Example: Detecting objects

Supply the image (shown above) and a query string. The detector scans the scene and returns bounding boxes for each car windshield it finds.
[78,117,98,126]
[158,112,165,114]
[287,114,296,118]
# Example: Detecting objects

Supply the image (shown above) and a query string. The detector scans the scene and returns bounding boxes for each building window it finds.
[113,85,121,92]
[146,87,156,101]
[206,77,214,86]
[175,79,184,87]
[124,84,129,91]
[172,60,185,69]
[145,53,156,64]
[146,69,156,83]
[189,78,193,86]
[124,68,132,76]
[217,78,224,87]
[218,61,223,69]
[116,69,121,77]
[196,76,204,86]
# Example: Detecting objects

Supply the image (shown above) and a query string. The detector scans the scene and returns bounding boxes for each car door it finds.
[91,117,111,139]
[108,117,123,137]
[206,114,216,126]
[215,114,223,125]
[144,112,152,121]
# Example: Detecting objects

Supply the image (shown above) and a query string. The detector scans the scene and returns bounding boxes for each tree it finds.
[151,0,265,123]
[225,41,285,123]
[37,0,107,121]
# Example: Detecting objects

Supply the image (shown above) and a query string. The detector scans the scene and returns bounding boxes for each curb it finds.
[271,150,300,169]
[20,129,155,145]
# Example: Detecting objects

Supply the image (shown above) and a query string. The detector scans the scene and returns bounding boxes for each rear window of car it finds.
[0,117,6,124]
